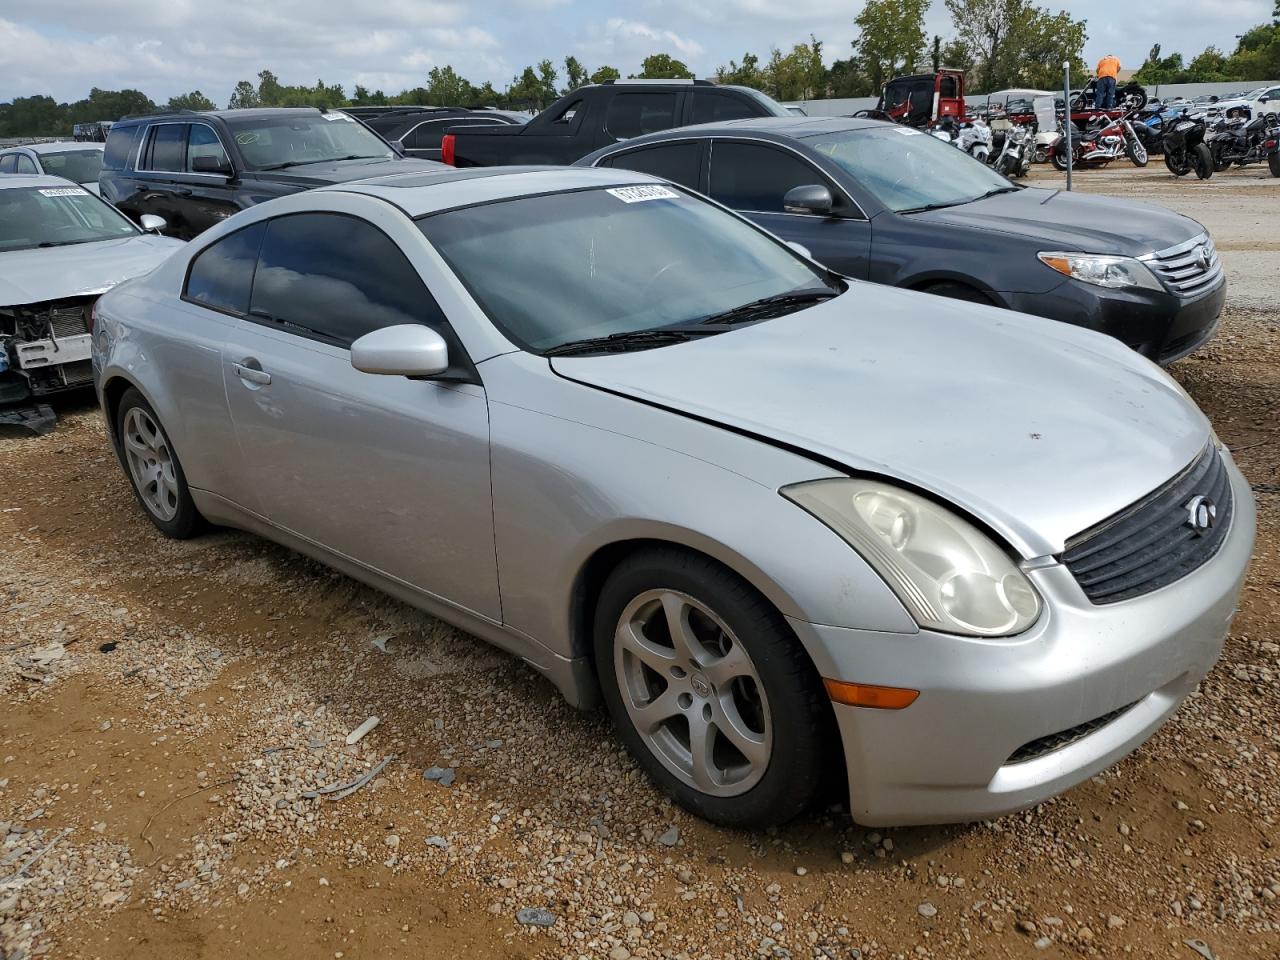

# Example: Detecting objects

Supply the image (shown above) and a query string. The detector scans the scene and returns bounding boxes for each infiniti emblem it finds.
[1185,494,1217,535]
[1194,246,1210,271]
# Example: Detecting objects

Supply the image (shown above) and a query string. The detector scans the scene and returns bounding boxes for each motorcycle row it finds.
[930,102,1280,182]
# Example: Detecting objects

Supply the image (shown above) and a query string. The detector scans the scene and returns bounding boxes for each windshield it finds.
[223,113,393,169]
[36,149,103,184]
[418,185,834,352]
[0,185,137,251]
[810,126,1015,213]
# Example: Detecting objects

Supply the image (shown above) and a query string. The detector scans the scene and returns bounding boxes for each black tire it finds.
[923,281,993,305]
[1269,152,1280,178]
[1194,144,1215,180]
[1050,141,1070,172]
[1163,150,1191,177]
[1211,145,1232,172]
[592,548,833,828]
[1120,85,1149,112]
[115,387,204,539]
[1125,139,1149,167]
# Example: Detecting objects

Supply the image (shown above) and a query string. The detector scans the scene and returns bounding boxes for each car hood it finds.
[0,234,184,305]
[242,157,444,187]
[908,187,1206,257]
[551,286,1210,557]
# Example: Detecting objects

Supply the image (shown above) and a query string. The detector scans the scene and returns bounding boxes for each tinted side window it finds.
[146,124,187,172]
[0,155,15,174]
[250,213,447,347]
[184,222,266,315]
[603,142,702,191]
[102,125,139,170]
[406,121,447,150]
[709,141,830,213]
[16,155,38,174]
[691,92,759,124]
[606,93,678,139]
[187,124,229,172]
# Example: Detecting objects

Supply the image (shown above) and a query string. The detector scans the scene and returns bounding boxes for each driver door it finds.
[220,210,501,620]
[706,139,871,279]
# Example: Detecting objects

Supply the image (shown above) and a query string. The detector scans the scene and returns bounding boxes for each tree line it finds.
[3,0,1278,138]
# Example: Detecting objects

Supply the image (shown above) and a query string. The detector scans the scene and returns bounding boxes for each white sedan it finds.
[1,175,182,426]
[0,142,106,194]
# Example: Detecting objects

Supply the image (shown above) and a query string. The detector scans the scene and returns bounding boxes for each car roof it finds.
[14,141,105,154]
[115,107,327,126]
[593,115,885,151]
[327,165,663,217]
[0,174,85,190]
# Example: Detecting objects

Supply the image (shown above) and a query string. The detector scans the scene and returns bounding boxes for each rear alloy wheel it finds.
[116,388,203,538]
[594,549,831,828]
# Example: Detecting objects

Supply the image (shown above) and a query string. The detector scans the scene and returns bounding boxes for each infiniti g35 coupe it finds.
[92,166,1254,828]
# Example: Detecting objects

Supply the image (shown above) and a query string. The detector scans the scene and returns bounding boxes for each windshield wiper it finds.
[899,186,1020,215]
[695,287,838,327]
[543,326,719,357]
[258,154,389,170]
[37,238,101,248]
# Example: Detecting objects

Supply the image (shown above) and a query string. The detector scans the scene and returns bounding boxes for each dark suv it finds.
[99,107,440,239]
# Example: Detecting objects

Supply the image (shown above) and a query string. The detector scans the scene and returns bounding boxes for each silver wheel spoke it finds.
[660,592,702,665]
[713,695,769,768]
[687,711,718,792]
[617,620,677,674]
[630,686,681,734]
[702,641,752,688]
[123,408,179,522]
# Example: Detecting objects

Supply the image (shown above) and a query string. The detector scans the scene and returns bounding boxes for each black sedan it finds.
[578,117,1224,364]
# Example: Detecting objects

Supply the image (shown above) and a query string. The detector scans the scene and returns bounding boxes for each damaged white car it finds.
[1,176,182,430]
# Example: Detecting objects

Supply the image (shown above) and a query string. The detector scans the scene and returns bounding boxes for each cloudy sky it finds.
[0,0,1274,105]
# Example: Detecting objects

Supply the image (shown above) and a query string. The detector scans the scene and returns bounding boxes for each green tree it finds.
[350,85,388,105]
[256,70,284,105]
[715,52,766,89]
[227,80,260,109]
[537,59,560,103]
[506,66,547,110]
[0,95,66,137]
[67,88,156,124]
[425,65,474,106]
[765,36,827,100]
[853,0,929,91]
[632,53,694,79]
[165,90,217,112]
[944,0,1086,92]
[827,57,874,97]
[589,65,621,84]
[563,56,589,92]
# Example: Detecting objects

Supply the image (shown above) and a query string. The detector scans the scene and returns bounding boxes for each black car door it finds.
[705,139,872,279]
[170,122,241,237]
[133,123,190,231]
[595,140,705,193]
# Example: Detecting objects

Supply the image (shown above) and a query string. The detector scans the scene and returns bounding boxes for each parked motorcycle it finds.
[1162,113,1214,179]
[992,123,1033,177]
[957,119,992,162]
[1206,113,1280,175]
[1050,110,1149,170]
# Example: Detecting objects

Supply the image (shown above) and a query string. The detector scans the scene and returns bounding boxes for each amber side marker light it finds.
[823,679,920,710]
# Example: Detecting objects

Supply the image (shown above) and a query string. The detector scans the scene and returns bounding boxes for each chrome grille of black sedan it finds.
[1141,234,1222,298]
[1061,445,1233,604]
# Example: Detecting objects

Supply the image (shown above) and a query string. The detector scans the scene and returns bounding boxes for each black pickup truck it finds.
[442,80,790,167]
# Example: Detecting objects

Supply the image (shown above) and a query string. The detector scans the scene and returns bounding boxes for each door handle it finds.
[233,359,271,386]
[175,188,193,197]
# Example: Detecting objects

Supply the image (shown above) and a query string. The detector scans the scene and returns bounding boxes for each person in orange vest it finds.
[1096,54,1122,109]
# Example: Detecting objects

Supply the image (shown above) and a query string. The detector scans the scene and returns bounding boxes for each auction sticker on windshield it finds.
[38,187,88,197]
[606,185,680,203]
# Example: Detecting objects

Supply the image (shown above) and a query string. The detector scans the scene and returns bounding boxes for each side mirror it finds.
[139,214,167,234]
[785,241,813,260]
[351,324,449,378]
[192,155,233,176]
[783,184,834,216]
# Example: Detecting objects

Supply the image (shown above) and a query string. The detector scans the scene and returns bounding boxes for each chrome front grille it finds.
[1061,445,1233,604]
[1141,234,1223,298]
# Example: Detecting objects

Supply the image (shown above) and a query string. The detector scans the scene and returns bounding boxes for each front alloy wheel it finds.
[116,387,204,538]
[594,548,832,827]
[615,590,771,796]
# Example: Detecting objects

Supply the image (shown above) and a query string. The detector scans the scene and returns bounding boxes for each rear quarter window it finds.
[184,222,266,316]
[102,126,140,170]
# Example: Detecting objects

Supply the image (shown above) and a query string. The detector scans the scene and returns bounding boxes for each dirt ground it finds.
[2,163,1278,960]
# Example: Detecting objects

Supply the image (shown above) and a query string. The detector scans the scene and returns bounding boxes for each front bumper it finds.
[1002,274,1225,365]
[791,454,1255,827]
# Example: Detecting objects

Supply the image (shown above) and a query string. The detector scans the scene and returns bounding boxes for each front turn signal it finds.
[823,679,920,710]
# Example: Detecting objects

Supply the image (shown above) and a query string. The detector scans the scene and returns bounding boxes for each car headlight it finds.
[782,479,1041,637]
[1037,252,1164,291]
